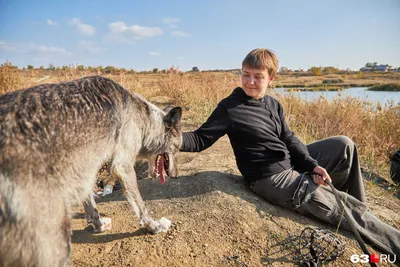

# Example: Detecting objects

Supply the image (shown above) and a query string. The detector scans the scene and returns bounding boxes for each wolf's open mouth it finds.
[155,153,169,184]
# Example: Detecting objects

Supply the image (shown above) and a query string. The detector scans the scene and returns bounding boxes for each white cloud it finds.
[149,51,160,56]
[0,41,25,54]
[79,41,102,54]
[105,34,134,44]
[30,44,71,55]
[163,18,180,25]
[46,19,58,26]
[171,31,191,37]
[70,18,96,36]
[107,21,163,43]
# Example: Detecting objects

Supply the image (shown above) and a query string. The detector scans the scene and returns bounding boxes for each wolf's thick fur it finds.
[0,76,182,267]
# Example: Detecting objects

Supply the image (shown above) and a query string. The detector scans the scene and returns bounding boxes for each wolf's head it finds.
[148,106,182,183]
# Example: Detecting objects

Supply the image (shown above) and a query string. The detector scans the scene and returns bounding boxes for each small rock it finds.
[104,245,113,254]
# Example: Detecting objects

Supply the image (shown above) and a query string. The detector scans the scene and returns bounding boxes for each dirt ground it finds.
[71,124,400,267]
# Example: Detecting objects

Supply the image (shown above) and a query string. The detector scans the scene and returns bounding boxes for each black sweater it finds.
[181,87,318,182]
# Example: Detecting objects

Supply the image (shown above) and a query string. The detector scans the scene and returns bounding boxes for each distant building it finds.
[374,64,390,71]
[360,64,392,72]
[360,67,373,72]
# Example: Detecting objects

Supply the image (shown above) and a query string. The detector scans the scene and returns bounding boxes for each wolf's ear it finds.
[164,107,182,130]
[163,105,174,113]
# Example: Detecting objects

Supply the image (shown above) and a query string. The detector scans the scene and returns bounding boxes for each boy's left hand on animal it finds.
[311,166,332,186]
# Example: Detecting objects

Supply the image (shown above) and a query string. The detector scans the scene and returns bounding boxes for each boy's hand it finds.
[311,166,332,185]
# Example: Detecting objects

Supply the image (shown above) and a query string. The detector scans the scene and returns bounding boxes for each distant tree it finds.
[324,66,339,74]
[365,62,374,68]
[153,68,159,73]
[191,66,199,72]
[77,65,85,71]
[366,62,379,70]
[1,61,14,68]
[310,66,322,76]
[48,63,56,70]
[279,66,288,73]
[27,65,34,69]
[62,65,69,70]
[104,66,115,74]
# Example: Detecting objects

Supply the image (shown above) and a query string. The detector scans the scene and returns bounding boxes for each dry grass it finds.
[273,92,400,178]
[158,72,239,124]
[0,62,22,94]
[1,69,399,181]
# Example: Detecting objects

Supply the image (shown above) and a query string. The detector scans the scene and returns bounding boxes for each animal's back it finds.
[0,76,131,177]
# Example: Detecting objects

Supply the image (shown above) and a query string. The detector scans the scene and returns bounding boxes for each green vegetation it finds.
[368,83,400,92]
[322,79,344,84]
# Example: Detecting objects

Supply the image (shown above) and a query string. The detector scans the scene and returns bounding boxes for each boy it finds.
[180,48,399,256]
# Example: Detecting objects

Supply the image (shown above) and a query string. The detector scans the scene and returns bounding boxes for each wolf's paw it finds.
[93,217,112,233]
[153,217,172,233]
[143,217,172,234]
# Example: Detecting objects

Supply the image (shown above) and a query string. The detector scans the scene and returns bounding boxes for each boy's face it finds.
[241,67,274,99]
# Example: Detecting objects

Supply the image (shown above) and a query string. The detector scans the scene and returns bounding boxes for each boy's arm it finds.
[277,103,318,172]
[181,104,231,152]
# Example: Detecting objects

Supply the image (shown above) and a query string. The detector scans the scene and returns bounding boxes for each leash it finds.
[323,177,378,267]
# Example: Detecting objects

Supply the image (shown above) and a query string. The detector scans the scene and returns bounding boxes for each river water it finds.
[273,87,400,106]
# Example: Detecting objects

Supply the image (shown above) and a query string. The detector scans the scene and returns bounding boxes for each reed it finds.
[368,83,400,92]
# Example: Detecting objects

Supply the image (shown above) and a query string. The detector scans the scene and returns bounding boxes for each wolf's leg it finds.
[83,194,112,232]
[37,200,73,267]
[59,203,72,267]
[115,163,171,233]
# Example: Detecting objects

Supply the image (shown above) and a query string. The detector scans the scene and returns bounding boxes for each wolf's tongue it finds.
[158,154,166,184]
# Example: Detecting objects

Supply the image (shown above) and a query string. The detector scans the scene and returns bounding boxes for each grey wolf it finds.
[0,76,182,266]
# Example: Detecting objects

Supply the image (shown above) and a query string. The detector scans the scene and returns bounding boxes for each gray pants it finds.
[250,135,400,256]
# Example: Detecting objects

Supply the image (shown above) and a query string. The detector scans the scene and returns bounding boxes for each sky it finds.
[0,0,399,71]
